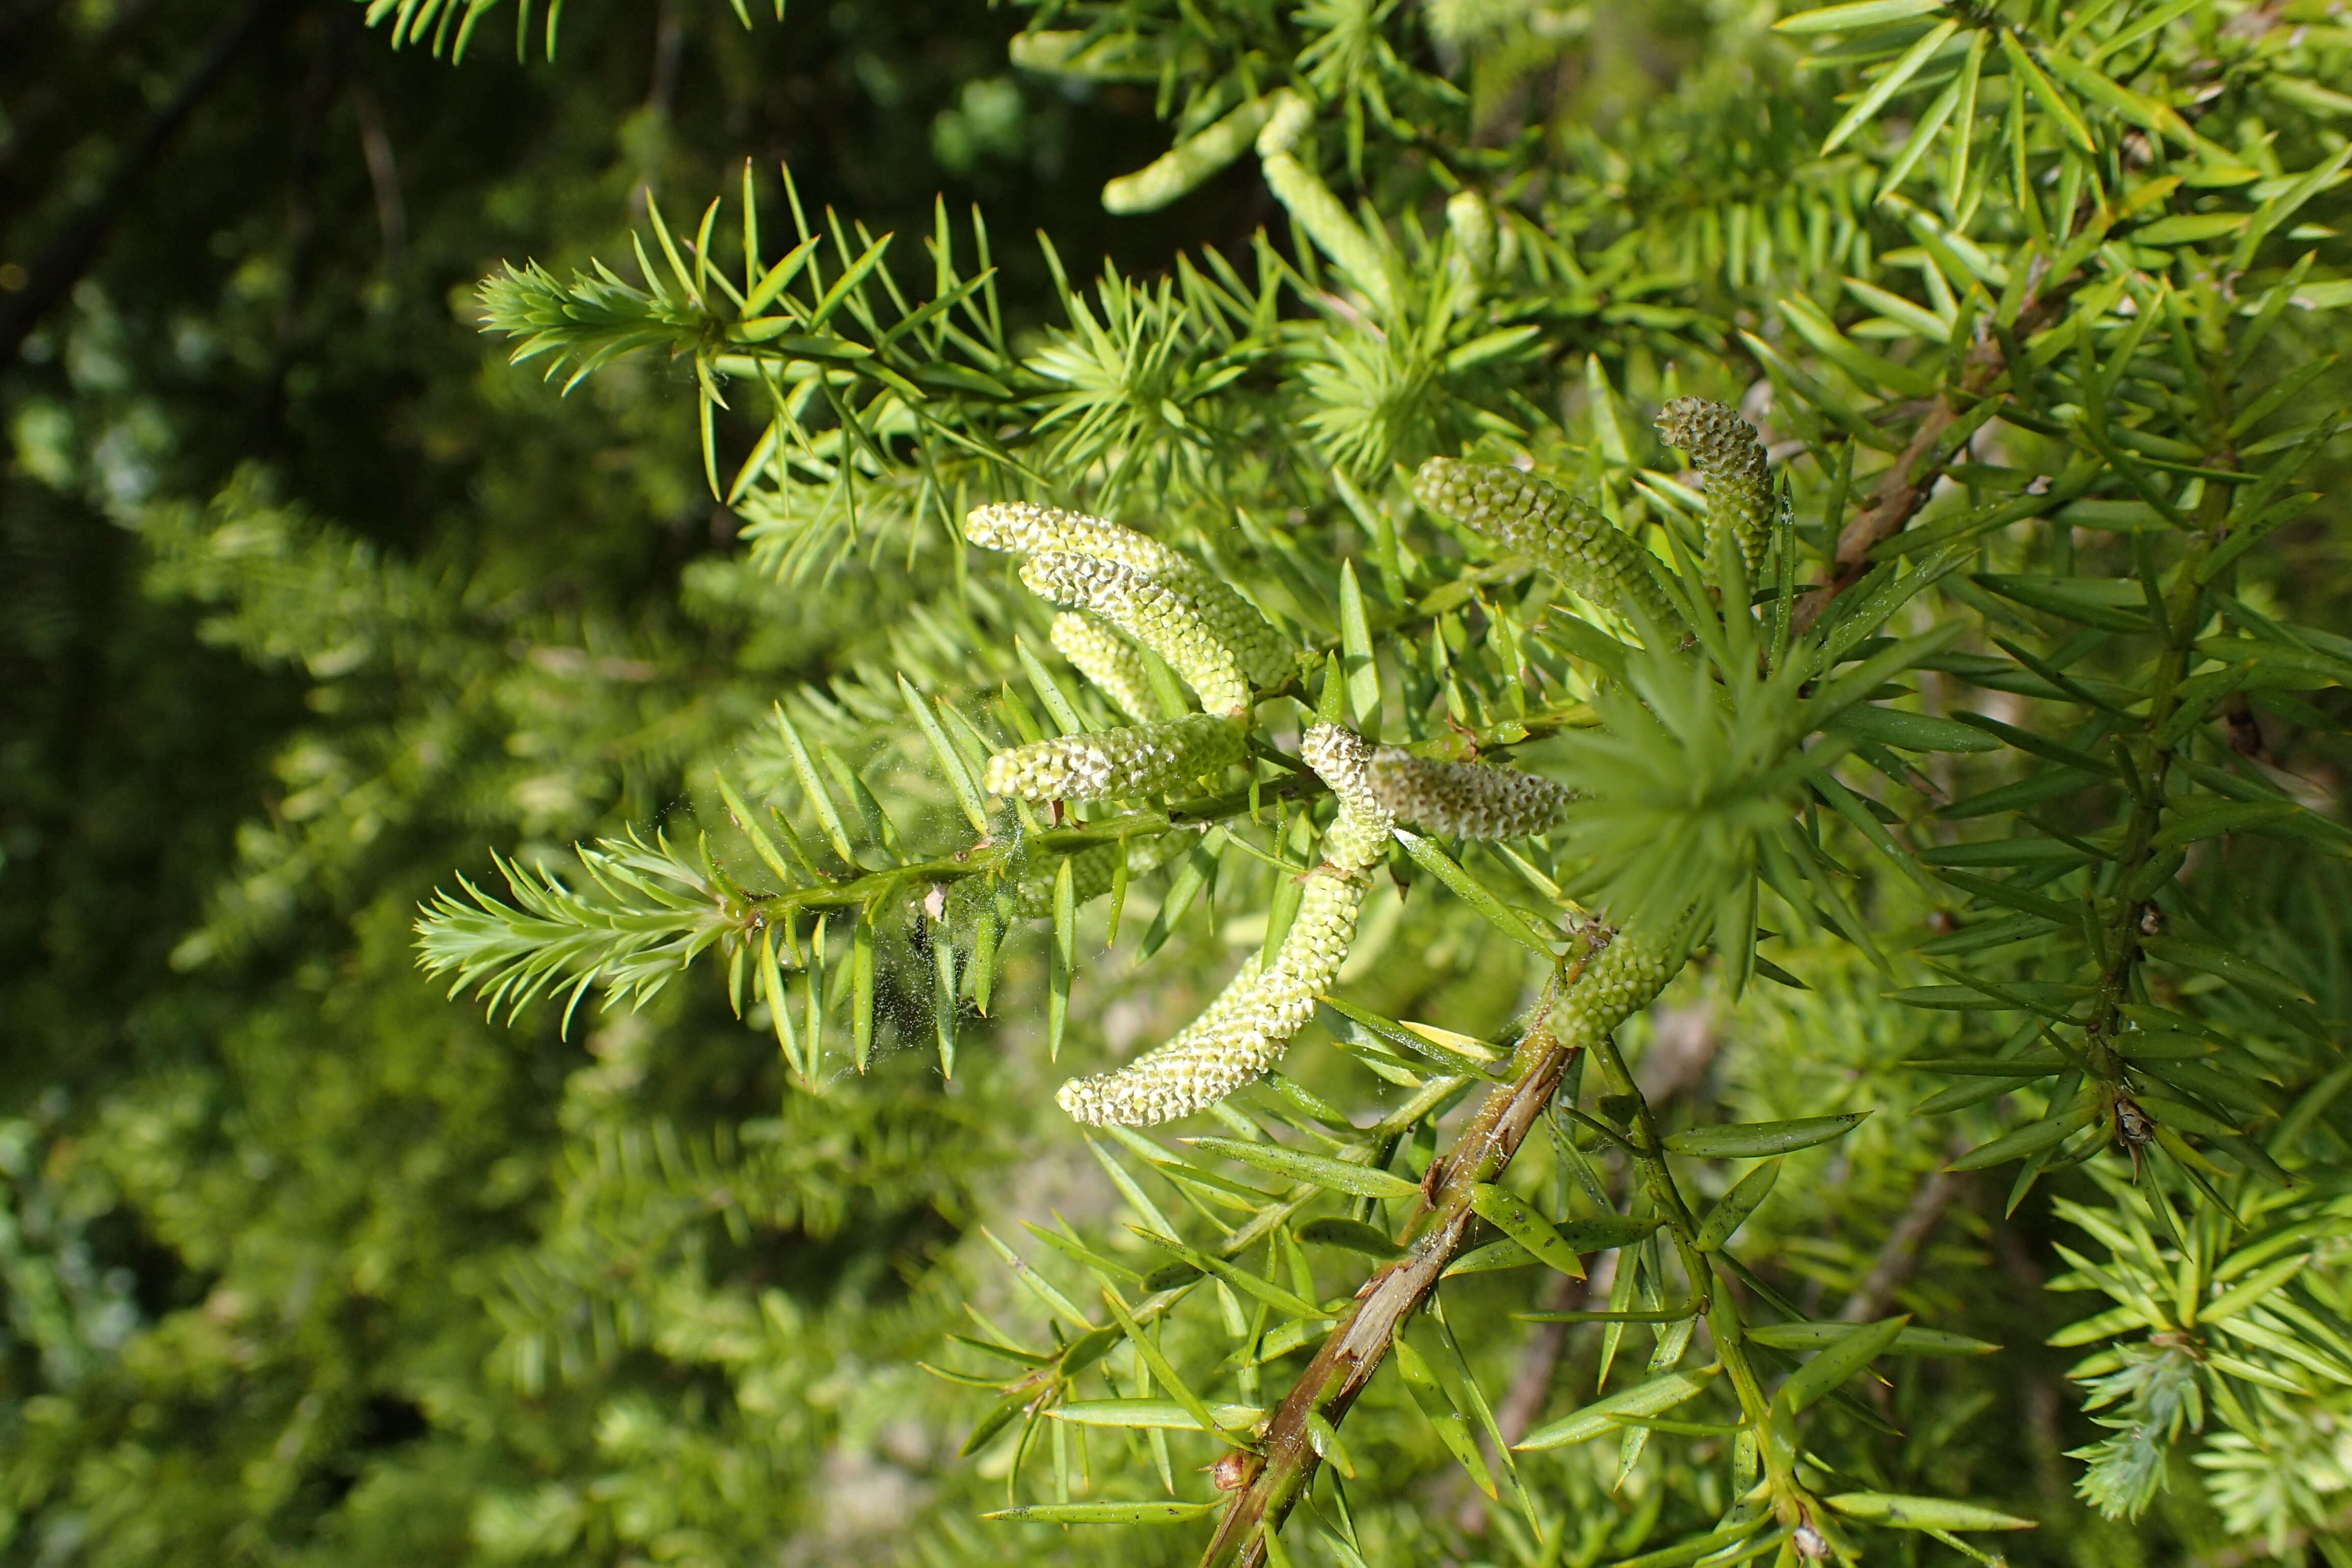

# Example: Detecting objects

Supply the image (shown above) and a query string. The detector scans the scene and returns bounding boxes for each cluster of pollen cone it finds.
[966,398,1773,1124]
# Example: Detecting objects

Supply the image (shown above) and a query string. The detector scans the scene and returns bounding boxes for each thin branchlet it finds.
[1200,922,1680,1567]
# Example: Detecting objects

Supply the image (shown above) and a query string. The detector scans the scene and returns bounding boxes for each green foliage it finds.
[12,0,2352,1564]
[409,0,2352,1550]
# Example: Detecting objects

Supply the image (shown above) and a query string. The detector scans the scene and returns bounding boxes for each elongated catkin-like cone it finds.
[1260,151,1396,320]
[985,713,1245,802]
[1013,841,1118,919]
[1552,921,1684,1053]
[1412,458,1676,627]
[967,500,1179,573]
[1552,924,1675,1048]
[1050,611,1156,723]
[1056,724,1393,1125]
[967,502,1291,689]
[1446,189,1496,282]
[1366,750,1575,840]
[1255,88,1310,156]
[1301,722,1391,875]
[1022,553,1252,716]
[1102,95,1275,214]
[1656,397,1776,576]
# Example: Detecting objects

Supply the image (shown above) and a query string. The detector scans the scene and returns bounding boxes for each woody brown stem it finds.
[1792,283,2068,633]
[1197,991,1581,1568]
[1837,1165,1965,1325]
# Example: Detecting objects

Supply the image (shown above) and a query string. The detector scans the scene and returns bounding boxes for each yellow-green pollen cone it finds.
[1011,839,1172,918]
[1366,750,1575,840]
[1049,611,1156,723]
[984,712,1246,802]
[978,501,1277,804]
[1411,457,1676,626]
[1656,397,1777,576]
[1101,94,1276,215]
[1021,552,1250,716]
[1055,723,1392,1126]
[964,502,1291,690]
[1553,923,1675,1050]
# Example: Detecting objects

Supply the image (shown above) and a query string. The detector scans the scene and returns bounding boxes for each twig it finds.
[0,0,289,364]
[1199,985,1585,1568]
[1837,1167,1964,1325]
[1792,282,2068,633]
[348,75,406,273]
[1444,1000,1711,1532]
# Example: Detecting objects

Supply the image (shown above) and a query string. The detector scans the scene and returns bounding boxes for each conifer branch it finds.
[1205,926,1675,1566]
[1200,973,1586,1568]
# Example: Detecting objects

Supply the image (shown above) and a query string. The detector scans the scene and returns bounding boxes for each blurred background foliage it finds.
[2,0,2349,1565]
